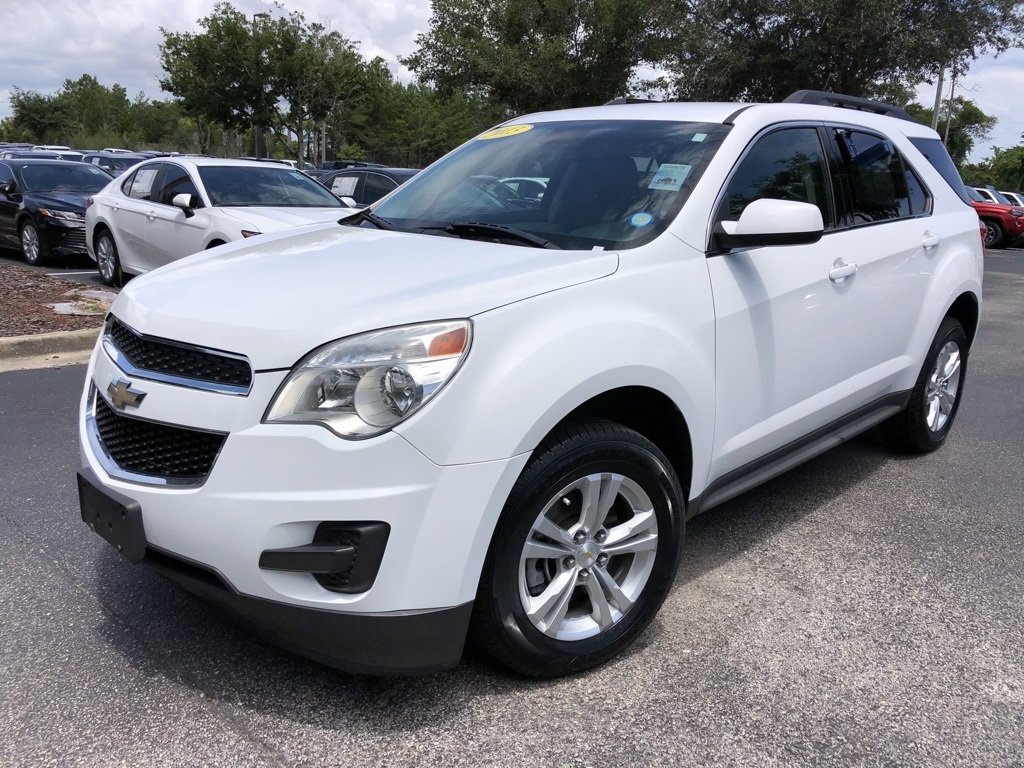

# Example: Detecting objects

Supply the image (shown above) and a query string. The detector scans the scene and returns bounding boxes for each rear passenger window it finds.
[363,173,397,205]
[718,127,835,229]
[834,130,910,223]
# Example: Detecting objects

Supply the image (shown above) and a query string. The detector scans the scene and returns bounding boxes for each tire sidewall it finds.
[20,221,42,265]
[97,232,120,286]
[912,318,968,450]
[478,429,684,675]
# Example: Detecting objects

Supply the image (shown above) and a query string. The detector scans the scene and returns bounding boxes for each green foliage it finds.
[661,0,1024,102]
[159,2,277,133]
[974,146,1024,190]
[904,97,996,165]
[403,0,662,114]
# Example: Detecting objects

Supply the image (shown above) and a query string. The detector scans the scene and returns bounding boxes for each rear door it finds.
[106,163,162,273]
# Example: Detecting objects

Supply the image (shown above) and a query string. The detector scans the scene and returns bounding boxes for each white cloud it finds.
[0,0,430,119]
[3,0,1023,162]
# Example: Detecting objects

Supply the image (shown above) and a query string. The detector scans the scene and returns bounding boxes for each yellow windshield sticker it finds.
[477,124,534,140]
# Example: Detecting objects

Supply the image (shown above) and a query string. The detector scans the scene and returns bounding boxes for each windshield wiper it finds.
[445,221,561,249]
[338,208,396,231]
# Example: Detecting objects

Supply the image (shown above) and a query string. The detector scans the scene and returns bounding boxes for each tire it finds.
[983,219,1004,249]
[95,230,121,286]
[881,317,968,453]
[20,220,46,266]
[471,418,685,677]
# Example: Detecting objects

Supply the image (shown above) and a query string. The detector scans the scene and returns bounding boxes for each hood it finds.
[218,206,348,232]
[112,225,618,369]
[29,192,91,212]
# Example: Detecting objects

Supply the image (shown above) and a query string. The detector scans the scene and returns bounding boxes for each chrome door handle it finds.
[829,259,858,282]
[923,232,940,249]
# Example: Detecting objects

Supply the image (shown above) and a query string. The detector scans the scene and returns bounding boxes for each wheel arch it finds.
[550,386,694,502]
[945,290,980,349]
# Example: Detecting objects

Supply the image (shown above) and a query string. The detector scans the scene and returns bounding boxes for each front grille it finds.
[108,317,253,390]
[93,394,227,481]
[59,227,87,253]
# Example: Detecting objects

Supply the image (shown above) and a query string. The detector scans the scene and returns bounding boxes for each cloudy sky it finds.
[2,0,1022,161]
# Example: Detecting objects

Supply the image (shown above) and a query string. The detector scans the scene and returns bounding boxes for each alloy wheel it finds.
[924,341,962,432]
[518,472,658,641]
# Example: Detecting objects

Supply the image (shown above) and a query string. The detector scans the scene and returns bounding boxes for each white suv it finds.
[77,91,983,677]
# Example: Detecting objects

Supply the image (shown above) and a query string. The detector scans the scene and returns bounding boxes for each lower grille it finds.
[59,227,87,253]
[93,393,227,483]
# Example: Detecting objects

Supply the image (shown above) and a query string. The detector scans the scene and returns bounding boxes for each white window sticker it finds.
[648,164,691,192]
[331,177,358,196]
[691,133,707,142]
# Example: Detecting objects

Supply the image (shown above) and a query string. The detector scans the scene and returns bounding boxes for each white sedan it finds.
[85,157,351,285]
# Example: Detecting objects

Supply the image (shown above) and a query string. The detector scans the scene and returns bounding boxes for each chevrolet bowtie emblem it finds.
[107,378,147,410]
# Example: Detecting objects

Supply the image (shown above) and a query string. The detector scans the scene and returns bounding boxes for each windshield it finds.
[966,186,985,203]
[197,165,343,208]
[18,163,112,193]
[372,120,730,250]
[988,189,1012,205]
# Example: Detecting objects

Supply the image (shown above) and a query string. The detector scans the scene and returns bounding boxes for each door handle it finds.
[829,259,858,282]
[146,210,156,220]
[922,232,940,249]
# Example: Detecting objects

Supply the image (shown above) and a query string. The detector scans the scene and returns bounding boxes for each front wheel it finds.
[471,418,685,677]
[95,230,122,286]
[881,317,968,453]
[20,221,46,266]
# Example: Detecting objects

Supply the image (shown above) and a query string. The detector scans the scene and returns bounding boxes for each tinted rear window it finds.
[909,138,971,205]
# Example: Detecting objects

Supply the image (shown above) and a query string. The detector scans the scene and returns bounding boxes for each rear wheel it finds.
[881,317,968,453]
[471,418,685,677]
[20,221,46,266]
[983,219,1004,248]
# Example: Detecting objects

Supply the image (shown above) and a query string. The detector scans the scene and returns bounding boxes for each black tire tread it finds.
[881,317,967,454]
[470,417,684,678]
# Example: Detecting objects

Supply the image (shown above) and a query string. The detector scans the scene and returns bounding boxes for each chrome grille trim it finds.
[86,385,227,488]
[103,317,253,396]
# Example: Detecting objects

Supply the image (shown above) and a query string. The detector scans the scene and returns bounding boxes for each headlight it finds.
[1011,208,1024,218]
[264,321,472,438]
[38,209,84,220]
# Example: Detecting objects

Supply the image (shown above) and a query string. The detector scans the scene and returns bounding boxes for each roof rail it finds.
[603,97,661,106]
[783,90,914,123]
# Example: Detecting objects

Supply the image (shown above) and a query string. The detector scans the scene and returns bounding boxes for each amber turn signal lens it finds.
[429,326,467,357]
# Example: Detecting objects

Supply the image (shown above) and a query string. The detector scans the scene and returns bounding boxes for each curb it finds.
[0,327,102,361]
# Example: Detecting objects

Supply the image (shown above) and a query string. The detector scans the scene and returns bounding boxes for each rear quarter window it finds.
[909,138,971,205]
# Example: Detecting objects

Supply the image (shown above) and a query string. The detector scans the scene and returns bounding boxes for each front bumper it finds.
[78,335,529,673]
[38,216,88,256]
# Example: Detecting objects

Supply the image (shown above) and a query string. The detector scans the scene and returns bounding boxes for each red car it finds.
[967,186,1024,248]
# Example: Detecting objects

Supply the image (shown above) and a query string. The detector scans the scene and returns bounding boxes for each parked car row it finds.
[0,158,114,264]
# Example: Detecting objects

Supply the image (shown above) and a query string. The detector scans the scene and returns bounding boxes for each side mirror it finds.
[172,192,199,218]
[0,180,15,195]
[340,196,358,208]
[716,198,824,250]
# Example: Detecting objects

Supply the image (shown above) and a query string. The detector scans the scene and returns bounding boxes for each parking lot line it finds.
[49,271,97,276]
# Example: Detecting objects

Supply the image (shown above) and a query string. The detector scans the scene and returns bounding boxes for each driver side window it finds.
[718,128,835,229]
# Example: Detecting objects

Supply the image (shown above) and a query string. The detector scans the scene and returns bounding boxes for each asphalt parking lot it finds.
[1,249,1022,767]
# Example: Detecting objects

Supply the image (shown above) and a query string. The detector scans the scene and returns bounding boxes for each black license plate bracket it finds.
[77,468,147,564]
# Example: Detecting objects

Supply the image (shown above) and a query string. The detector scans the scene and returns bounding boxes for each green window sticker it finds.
[648,163,692,192]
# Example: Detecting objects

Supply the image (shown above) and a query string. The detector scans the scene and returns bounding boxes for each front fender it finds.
[396,259,717,497]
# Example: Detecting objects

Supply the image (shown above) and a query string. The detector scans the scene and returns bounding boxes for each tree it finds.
[981,145,1024,190]
[267,11,363,165]
[905,97,996,164]
[159,3,278,142]
[403,0,662,114]
[661,0,1024,102]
